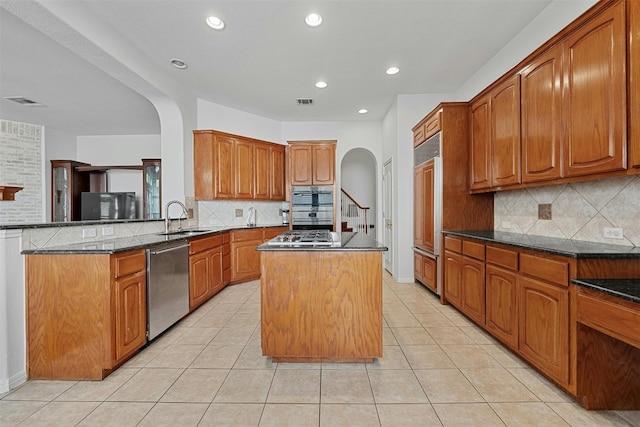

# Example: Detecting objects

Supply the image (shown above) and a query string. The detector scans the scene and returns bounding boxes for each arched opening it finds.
[340,148,377,235]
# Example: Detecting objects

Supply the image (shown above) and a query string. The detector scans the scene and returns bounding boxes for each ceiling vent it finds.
[3,96,46,107]
[297,98,314,105]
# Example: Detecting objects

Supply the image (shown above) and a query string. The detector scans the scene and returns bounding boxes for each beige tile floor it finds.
[2,271,640,426]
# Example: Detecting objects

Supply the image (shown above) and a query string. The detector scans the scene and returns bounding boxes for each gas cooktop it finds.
[266,230,338,246]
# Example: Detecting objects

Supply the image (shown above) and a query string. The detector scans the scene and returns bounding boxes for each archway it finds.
[340,148,377,235]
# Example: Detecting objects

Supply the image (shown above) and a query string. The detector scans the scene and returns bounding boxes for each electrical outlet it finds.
[603,227,623,239]
[102,226,114,236]
[501,221,511,229]
[82,228,97,238]
[235,209,243,217]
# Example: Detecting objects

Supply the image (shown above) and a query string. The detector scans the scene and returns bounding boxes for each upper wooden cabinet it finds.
[414,160,435,252]
[469,75,521,190]
[563,0,626,177]
[521,46,563,183]
[288,141,336,186]
[470,0,631,192]
[194,130,286,201]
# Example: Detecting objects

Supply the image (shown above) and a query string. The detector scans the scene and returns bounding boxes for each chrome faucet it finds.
[164,200,189,233]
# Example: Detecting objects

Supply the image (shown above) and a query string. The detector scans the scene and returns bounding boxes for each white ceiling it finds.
[0,0,556,136]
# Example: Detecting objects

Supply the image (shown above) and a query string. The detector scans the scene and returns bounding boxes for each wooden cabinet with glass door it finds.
[51,160,91,222]
[142,159,161,219]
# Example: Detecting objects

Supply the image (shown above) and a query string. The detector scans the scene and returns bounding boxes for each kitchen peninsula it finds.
[257,230,387,363]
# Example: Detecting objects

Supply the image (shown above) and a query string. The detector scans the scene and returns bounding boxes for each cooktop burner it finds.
[267,229,337,246]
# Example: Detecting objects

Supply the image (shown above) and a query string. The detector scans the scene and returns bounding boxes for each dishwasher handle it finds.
[149,243,189,255]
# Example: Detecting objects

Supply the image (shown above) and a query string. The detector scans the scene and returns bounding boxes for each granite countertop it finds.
[572,279,640,305]
[256,231,388,252]
[21,224,287,255]
[443,230,640,259]
[0,218,162,230]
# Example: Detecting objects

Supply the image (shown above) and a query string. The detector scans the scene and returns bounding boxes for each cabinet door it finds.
[491,74,521,187]
[289,145,313,186]
[521,47,563,183]
[208,247,225,296]
[194,132,215,200]
[421,255,437,294]
[312,144,335,185]
[444,250,462,308]
[113,271,147,363]
[231,240,262,282]
[469,97,492,191]
[270,145,286,200]
[254,143,270,200]
[413,167,425,248]
[215,135,235,199]
[518,276,569,384]
[234,139,254,199]
[189,250,211,310]
[563,1,626,177]
[461,256,485,325]
[414,252,423,283]
[630,0,640,170]
[485,264,518,349]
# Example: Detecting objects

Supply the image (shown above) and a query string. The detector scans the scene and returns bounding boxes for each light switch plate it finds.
[82,228,97,238]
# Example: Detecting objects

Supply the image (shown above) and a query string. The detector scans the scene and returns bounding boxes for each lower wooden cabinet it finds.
[485,264,518,350]
[444,250,463,307]
[26,249,147,380]
[230,227,289,283]
[461,256,485,325]
[518,275,569,385]
[414,251,437,294]
[189,233,229,310]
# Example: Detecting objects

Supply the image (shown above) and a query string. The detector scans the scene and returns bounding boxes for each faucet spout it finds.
[164,200,189,233]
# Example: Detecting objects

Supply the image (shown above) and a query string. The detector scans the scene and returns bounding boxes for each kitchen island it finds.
[257,231,387,363]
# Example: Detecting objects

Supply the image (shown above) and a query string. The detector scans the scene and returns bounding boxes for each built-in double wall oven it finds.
[291,186,334,230]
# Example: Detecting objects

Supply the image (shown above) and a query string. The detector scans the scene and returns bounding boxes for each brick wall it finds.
[0,120,43,223]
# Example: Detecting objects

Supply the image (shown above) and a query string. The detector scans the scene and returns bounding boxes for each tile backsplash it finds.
[494,175,640,247]
[197,200,289,227]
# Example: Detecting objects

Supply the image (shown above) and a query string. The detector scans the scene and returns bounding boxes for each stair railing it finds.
[340,188,371,235]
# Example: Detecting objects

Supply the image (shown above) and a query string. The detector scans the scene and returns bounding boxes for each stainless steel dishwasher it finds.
[146,242,190,341]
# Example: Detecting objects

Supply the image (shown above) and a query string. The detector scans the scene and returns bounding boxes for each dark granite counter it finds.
[443,230,640,259]
[21,224,287,255]
[256,231,387,252]
[0,218,162,230]
[572,279,640,305]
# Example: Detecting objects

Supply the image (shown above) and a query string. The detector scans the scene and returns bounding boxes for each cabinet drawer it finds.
[462,240,485,261]
[444,236,462,253]
[486,245,518,270]
[231,228,264,242]
[577,290,640,349]
[114,250,145,278]
[189,234,224,254]
[520,253,568,286]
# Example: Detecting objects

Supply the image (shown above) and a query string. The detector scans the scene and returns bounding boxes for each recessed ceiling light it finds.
[170,58,188,69]
[315,81,328,89]
[386,66,400,75]
[305,13,323,27]
[206,16,225,30]
[358,109,368,114]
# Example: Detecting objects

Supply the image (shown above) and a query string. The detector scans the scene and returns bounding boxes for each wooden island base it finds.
[260,250,382,363]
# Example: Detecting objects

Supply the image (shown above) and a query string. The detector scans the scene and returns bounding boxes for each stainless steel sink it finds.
[157,229,211,236]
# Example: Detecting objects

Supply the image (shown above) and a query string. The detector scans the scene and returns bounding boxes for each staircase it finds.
[340,188,371,235]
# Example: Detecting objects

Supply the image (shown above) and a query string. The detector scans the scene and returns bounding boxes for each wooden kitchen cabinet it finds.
[26,249,147,380]
[194,130,285,201]
[414,251,437,294]
[413,160,435,252]
[444,250,463,308]
[461,241,486,325]
[630,0,640,170]
[469,74,521,191]
[485,264,519,350]
[230,228,264,283]
[520,46,563,183]
[288,141,336,186]
[518,275,569,385]
[189,233,228,310]
[563,0,626,178]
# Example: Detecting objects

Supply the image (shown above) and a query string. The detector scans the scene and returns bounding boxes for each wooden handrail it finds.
[341,188,370,210]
